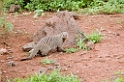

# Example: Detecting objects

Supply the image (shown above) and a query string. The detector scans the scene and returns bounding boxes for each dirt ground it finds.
[0,12,124,82]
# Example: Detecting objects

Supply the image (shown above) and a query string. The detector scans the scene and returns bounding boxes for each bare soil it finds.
[0,12,124,82]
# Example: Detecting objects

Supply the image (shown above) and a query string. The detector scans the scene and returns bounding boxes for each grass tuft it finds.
[7,69,81,82]
[41,57,56,65]
[88,28,102,43]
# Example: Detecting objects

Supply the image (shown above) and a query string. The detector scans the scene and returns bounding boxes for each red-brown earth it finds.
[0,12,124,82]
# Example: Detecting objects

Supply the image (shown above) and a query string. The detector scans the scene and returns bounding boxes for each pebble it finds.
[0,60,5,63]
[54,63,60,69]
[7,61,16,67]
[3,71,6,73]
[73,70,79,75]
[8,49,13,53]
[106,68,110,71]
[98,56,102,58]
[0,48,7,55]
[67,64,72,68]
[47,66,54,70]
[38,68,47,73]
[86,41,95,50]
[80,51,87,55]
[116,33,120,36]
[61,66,68,71]
[7,56,14,59]
[54,62,60,66]
[53,59,58,64]
[118,60,124,63]
[69,59,73,61]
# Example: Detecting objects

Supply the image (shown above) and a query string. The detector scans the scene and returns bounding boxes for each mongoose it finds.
[21,32,68,61]
[9,4,21,13]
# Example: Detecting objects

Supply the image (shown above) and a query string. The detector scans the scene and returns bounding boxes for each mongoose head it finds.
[61,32,68,42]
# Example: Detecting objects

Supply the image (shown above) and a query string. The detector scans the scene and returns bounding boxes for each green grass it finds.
[65,47,79,53]
[81,0,124,15]
[7,69,81,82]
[77,38,90,50]
[101,70,124,82]
[0,0,14,35]
[66,29,102,53]
[0,16,14,35]
[41,57,56,65]
[88,29,102,43]
[3,0,124,14]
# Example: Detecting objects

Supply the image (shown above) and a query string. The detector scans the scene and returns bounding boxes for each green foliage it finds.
[114,77,124,82]
[114,70,124,82]
[4,0,24,10]
[66,29,102,53]
[0,16,14,34]
[3,0,89,12]
[41,58,56,65]
[7,69,81,82]
[65,47,79,53]
[101,71,124,82]
[77,38,89,50]
[3,0,124,14]
[25,0,86,11]
[82,0,124,14]
[88,29,102,43]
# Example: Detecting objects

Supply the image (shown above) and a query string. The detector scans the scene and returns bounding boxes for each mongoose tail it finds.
[20,57,31,61]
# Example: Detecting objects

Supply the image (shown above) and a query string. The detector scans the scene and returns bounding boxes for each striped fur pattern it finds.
[21,32,68,61]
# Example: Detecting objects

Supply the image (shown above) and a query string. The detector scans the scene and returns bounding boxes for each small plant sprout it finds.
[77,38,90,50]
[41,57,56,65]
[65,47,79,53]
[0,16,14,35]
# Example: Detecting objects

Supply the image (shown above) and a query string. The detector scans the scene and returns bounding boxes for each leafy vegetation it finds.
[3,0,24,10]
[113,71,124,82]
[101,70,124,82]
[0,0,14,35]
[0,16,14,35]
[3,0,124,14]
[66,29,102,53]
[24,0,85,11]
[82,0,124,15]
[77,38,90,50]
[88,28,102,43]
[7,69,81,82]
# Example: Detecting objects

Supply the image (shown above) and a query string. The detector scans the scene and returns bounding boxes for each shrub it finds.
[82,0,124,14]
[25,0,85,11]
[4,0,24,10]
[3,0,124,14]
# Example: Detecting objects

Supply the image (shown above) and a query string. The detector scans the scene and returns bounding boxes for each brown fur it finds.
[9,4,21,13]
[21,32,68,61]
